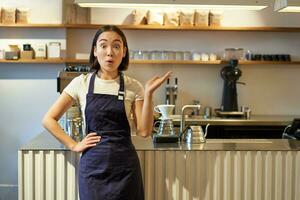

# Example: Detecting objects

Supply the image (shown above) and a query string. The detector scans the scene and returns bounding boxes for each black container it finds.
[23,44,31,51]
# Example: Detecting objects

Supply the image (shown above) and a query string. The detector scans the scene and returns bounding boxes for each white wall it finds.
[1,1,300,199]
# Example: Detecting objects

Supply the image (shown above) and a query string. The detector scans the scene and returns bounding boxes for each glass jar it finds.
[224,48,244,61]
[151,51,162,60]
[183,51,192,60]
[175,51,184,60]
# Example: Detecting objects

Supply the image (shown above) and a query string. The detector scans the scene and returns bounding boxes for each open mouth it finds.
[106,60,114,64]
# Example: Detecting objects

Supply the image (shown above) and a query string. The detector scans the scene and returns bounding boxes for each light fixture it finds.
[274,0,300,12]
[75,0,268,10]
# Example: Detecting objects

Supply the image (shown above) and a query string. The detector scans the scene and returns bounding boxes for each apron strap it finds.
[88,72,96,94]
[88,71,125,101]
[118,72,125,101]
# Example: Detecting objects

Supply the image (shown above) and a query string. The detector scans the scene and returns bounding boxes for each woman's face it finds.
[94,31,126,73]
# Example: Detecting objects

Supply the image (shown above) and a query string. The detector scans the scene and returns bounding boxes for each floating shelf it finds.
[0,59,66,63]
[1,24,300,32]
[0,24,65,28]
[2,59,298,65]
[66,24,300,32]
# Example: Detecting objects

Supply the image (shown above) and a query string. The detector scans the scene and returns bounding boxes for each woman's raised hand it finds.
[71,132,101,152]
[144,71,172,95]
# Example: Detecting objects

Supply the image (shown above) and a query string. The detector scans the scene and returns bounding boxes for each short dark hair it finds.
[89,25,129,71]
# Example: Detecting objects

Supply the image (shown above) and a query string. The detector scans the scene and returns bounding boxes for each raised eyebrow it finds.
[113,39,122,44]
[97,39,122,44]
[98,39,107,43]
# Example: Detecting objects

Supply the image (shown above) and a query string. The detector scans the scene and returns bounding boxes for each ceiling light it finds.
[75,0,268,10]
[274,0,300,12]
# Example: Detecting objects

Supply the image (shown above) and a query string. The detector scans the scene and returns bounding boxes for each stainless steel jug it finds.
[185,124,210,143]
[65,105,83,142]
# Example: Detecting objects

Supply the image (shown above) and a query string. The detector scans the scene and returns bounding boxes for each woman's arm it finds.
[133,72,172,137]
[42,92,100,152]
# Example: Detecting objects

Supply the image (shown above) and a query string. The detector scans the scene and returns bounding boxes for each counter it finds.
[171,114,300,126]
[19,131,300,200]
[21,131,300,151]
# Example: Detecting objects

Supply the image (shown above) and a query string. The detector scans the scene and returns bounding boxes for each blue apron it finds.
[79,72,144,200]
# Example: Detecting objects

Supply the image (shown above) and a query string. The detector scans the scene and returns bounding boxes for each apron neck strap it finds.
[88,71,125,101]
[118,72,125,101]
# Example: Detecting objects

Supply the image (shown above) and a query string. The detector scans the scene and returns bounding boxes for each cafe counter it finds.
[19,131,300,200]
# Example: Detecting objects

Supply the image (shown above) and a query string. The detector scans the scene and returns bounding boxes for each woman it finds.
[42,25,171,200]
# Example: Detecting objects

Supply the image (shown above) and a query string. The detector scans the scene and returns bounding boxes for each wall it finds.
[1,1,300,199]
[0,1,64,199]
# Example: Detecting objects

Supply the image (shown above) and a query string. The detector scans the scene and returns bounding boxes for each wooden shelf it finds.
[1,23,300,32]
[130,60,223,64]
[0,24,65,28]
[1,58,299,65]
[65,24,300,32]
[239,60,300,65]
[0,59,66,63]
[64,59,300,65]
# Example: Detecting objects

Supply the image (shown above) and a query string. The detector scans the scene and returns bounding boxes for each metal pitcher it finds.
[65,105,83,142]
[185,124,210,143]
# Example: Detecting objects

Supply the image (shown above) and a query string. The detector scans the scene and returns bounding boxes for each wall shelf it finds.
[1,24,300,66]
[66,24,300,32]
[2,59,299,65]
[1,24,300,32]
[0,59,65,64]
[0,24,65,28]
[65,59,300,65]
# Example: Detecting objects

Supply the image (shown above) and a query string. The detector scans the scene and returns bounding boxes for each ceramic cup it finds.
[154,104,175,119]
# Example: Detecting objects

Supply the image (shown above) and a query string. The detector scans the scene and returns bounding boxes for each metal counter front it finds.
[19,132,300,200]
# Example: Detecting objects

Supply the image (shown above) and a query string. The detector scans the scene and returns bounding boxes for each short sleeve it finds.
[63,75,82,101]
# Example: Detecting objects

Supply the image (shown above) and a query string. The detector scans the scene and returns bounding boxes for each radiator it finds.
[19,150,300,200]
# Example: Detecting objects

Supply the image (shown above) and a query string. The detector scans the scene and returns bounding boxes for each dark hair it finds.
[89,25,129,71]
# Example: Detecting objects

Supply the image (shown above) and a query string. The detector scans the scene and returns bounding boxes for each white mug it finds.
[154,104,175,119]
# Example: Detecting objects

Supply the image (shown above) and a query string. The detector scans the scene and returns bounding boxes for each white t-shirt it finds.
[63,73,144,134]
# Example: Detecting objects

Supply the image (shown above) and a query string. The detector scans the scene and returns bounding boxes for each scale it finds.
[215,109,245,118]
[152,118,179,143]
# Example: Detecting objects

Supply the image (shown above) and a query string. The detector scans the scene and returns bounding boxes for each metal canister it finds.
[65,105,83,142]
[204,106,212,119]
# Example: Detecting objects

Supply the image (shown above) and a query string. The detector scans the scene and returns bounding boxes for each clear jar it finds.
[224,48,244,61]
[134,50,143,60]
[142,51,150,60]
[165,51,175,60]
[192,52,201,61]
[183,51,192,60]
[175,51,184,60]
[151,50,162,60]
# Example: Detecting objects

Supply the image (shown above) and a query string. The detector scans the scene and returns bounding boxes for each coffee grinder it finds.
[216,59,245,117]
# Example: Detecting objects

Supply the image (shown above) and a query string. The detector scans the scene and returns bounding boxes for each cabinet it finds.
[1,24,300,65]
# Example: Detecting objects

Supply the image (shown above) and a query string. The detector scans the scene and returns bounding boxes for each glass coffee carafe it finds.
[65,104,84,142]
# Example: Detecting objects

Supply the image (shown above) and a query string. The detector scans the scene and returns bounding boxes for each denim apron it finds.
[79,72,144,200]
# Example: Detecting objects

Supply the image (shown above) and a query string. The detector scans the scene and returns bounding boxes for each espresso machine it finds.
[216,59,245,117]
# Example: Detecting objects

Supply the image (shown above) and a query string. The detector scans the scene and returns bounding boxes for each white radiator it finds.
[19,150,300,200]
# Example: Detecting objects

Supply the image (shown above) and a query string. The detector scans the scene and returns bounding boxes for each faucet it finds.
[165,78,171,104]
[179,105,201,138]
[165,77,178,114]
